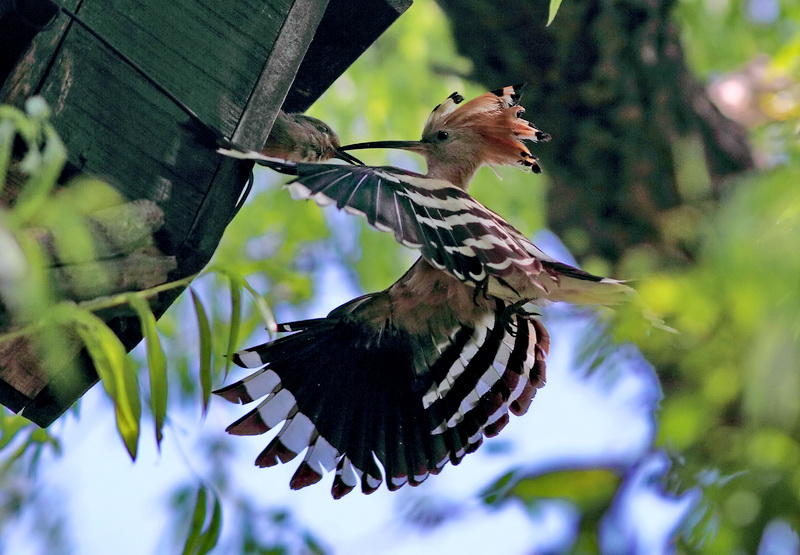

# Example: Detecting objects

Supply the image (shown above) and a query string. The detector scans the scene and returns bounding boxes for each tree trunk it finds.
[436,0,754,267]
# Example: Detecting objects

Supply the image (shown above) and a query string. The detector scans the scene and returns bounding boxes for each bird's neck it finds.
[425,158,481,190]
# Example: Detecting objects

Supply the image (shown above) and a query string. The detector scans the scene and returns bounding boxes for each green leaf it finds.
[0,413,32,451]
[52,304,141,459]
[182,486,207,555]
[195,490,222,555]
[239,278,277,334]
[508,468,620,512]
[0,413,56,474]
[190,288,213,415]
[0,105,39,150]
[11,124,67,225]
[181,486,222,555]
[128,295,168,448]
[547,0,563,25]
[225,276,242,376]
[0,119,15,190]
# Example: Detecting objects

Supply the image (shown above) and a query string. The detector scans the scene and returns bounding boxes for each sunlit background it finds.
[3,0,800,552]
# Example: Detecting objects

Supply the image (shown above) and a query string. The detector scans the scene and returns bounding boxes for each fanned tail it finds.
[214,292,550,498]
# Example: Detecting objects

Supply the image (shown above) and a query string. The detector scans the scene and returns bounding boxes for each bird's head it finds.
[340,85,550,188]
[293,114,365,164]
[263,112,363,164]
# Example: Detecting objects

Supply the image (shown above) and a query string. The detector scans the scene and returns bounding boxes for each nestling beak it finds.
[340,140,425,153]
[333,148,365,165]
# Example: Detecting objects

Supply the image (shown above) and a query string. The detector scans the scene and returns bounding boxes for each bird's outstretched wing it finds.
[218,148,554,287]
[287,163,556,287]
[219,148,632,303]
[214,290,549,498]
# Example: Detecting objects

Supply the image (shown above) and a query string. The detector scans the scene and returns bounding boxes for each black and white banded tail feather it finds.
[214,295,550,498]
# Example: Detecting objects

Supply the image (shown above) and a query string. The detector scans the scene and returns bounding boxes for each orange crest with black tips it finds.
[424,84,551,173]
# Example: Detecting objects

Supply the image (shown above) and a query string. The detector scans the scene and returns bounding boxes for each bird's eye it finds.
[436,131,449,141]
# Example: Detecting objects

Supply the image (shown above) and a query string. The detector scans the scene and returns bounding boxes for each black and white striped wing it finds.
[214,295,549,498]
[216,150,623,302]
[286,163,547,286]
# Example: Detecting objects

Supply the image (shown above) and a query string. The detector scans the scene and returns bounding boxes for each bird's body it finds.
[215,85,632,497]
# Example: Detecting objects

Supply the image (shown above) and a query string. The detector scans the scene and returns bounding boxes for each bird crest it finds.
[424,91,465,131]
[423,84,551,173]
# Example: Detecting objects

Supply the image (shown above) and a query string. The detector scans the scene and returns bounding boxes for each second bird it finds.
[260,110,361,164]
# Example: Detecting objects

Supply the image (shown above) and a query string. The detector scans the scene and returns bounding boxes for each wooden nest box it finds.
[0,0,411,426]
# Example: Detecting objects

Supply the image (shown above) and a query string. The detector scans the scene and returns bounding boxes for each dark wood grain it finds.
[1,0,413,426]
[285,0,412,112]
[76,0,292,136]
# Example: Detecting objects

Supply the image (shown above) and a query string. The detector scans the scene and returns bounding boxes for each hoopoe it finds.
[215,85,633,498]
[261,110,363,164]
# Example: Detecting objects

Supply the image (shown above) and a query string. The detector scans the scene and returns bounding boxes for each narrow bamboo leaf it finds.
[128,295,168,448]
[190,288,213,415]
[240,279,277,334]
[182,486,208,555]
[11,125,67,225]
[547,0,563,25]
[0,105,39,146]
[118,357,142,458]
[195,490,222,555]
[0,119,15,191]
[53,305,141,459]
[225,276,242,376]
[0,413,30,451]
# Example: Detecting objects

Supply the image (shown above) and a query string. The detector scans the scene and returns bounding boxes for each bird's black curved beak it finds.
[333,148,365,165]
[340,140,424,153]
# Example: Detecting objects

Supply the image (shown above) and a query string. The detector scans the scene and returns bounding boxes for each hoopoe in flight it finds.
[215,85,633,498]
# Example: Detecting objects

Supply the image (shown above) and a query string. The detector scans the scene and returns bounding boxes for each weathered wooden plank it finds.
[233,0,330,148]
[36,25,212,251]
[0,338,50,408]
[0,0,81,103]
[78,0,294,136]
[285,0,412,112]
[0,0,61,87]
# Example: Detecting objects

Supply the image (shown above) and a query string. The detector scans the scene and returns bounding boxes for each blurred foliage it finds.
[608,0,800,551]
[1,0,799,552]
[0,100,272,553]
[675,0,800,75]
[615,161,800,551]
